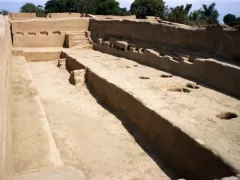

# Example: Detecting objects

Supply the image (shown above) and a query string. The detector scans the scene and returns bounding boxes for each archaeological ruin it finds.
[0,12,240,180]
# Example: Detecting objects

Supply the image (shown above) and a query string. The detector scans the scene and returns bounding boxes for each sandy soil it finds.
[64,48,240,171]
[28,60,176,180]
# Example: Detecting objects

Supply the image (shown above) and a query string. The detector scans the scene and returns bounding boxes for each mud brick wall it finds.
[62,51,237,179]
[94,42,240,98]
[89,19,240,62]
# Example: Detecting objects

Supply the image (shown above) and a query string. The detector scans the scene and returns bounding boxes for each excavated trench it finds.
[12,56,178,179]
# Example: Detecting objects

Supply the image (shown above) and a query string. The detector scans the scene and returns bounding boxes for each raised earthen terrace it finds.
[0,12,240,180]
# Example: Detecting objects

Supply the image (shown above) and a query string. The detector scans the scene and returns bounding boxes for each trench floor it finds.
[27,60,175,180]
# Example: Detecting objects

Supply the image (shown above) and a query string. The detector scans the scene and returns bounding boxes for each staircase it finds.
[66,31,92,48]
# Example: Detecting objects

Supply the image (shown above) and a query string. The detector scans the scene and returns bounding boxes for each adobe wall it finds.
[13,31,65,47]
[62,51,237,179]
[0,15,13,179]
[10,13,36,20]
[89,19,240,62]
[47,13,81,18]
[94,41,240,98]
[11,18,89,33]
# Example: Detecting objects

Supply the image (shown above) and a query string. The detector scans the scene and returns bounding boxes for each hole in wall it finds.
[186,83,200,89]
[28,32,36,36]
[16,32,24,36]
[53,31,61,35]
[134,65,138,67]
[168,87,190,93]
[40,31,48,36]
[216,112,237,120]
[139,76,150,80]
[160,74,173,78]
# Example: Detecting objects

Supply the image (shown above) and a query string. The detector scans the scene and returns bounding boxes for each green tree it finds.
[20,3,39,13]
[0,10,10,15]
[20,3,46,17]
[96,0,122,15]
[167,4,192,23]
[130,0,165,18]
[223,14,236,25]
[201,2,219,24]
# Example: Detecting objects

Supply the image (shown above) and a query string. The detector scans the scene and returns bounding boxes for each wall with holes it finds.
[89,19,240,62]
[13,31,65,47]
[94,39,240,98]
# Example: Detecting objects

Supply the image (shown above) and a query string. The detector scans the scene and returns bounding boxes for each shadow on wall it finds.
[94,38,240,99]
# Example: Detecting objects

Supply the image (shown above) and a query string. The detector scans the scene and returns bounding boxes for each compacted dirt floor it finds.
[26,60,176,180]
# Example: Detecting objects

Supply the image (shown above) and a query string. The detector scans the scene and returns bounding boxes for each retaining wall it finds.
[89,19,240,62]
[61,50,237,179]
[13,31,65,47]
[94,42,240,98]
[0,15,13,179]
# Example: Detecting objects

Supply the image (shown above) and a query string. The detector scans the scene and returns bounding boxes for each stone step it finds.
[11,56,63,175]
[72,36,87,40]
[73,39,90,45]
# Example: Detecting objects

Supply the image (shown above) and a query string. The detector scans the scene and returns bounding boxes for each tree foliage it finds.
[167,4,192,23]
[200,2,219,24]
[0,10,10,15]
[130,0,165,18]
[20,3,45,17]
[223,14,240,27]
[44,0,126,15]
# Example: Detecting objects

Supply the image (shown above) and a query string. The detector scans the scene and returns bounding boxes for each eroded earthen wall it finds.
[62,51,237,179]
[89,19,240,62]
[94,42,240,98]
[0,15,13,179]
[12,18,89,33]
[10,13,36,20]
[47,13,81,18]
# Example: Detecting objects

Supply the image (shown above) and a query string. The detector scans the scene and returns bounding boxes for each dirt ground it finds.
[64,48,240,172]
[28,60,177,180]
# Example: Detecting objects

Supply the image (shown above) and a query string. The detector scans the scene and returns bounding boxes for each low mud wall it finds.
[13,31,65,47]
[47,13,81,18]
[94,42,240,98]
[9,13,36,20]
[89,19,240,62]
[12,18,89,33]
[62,51,238,179]
[0,15,13,179]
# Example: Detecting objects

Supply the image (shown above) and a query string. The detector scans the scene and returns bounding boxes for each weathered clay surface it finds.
[94,42,240,98]
[62,48,240,179]
[89,19,240,63]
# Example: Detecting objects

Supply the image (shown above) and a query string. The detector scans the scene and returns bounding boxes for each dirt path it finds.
[28,60,175,180]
